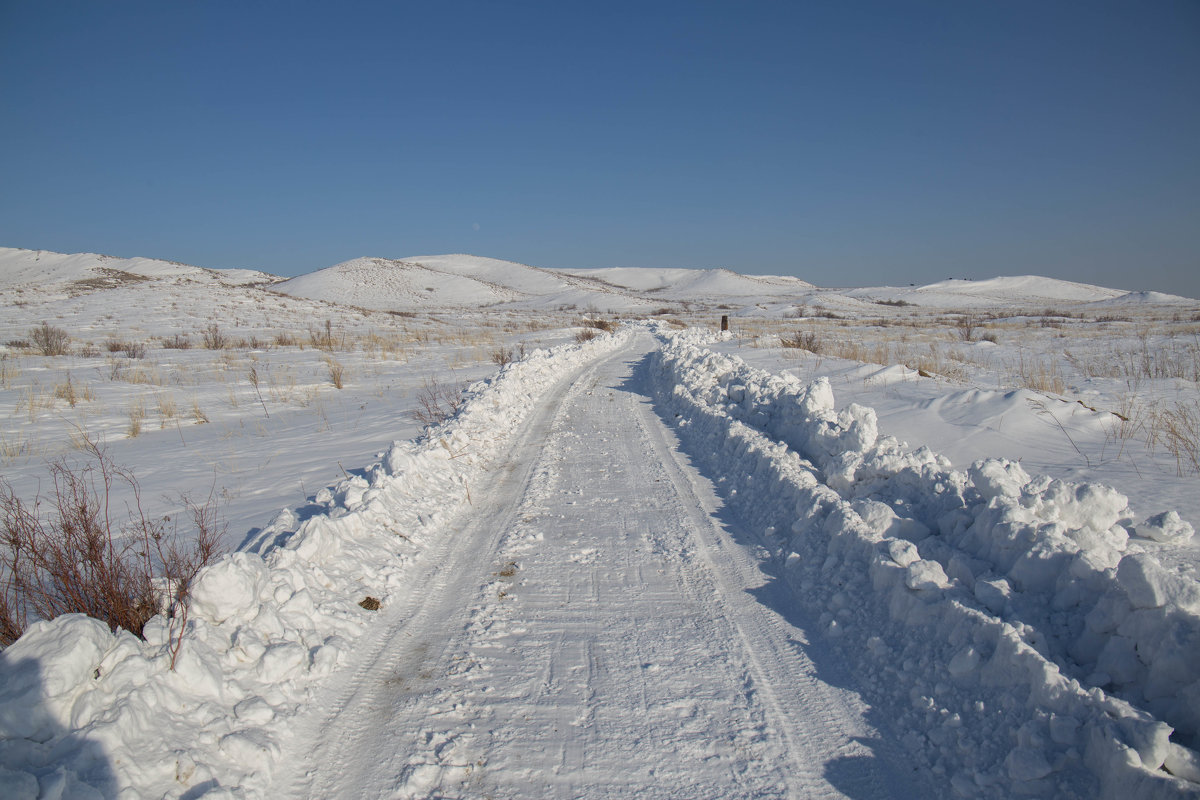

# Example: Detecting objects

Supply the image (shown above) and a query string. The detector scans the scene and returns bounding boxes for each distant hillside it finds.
[273,254,814,313]
[5,247,1187,318]
[843,275,1127,308]
[0,247,276,293]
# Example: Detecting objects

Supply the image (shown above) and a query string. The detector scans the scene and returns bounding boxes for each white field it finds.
[1,246,1198,798]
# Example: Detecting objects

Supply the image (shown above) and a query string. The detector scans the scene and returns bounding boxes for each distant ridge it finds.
[0,247,276,292]
[5,247,1190,314]
[272,254,821,312]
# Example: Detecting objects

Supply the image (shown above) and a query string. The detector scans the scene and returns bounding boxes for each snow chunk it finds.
[1005,746,1053,782]
[1135,510,1195,544]
[905,560,951,592]
[1165,743,1200,783]
[190,552,270,625]
[1117,553,1200,611]
[0,615,113,740]
[887,539,921,568]
[969,459,1030,502]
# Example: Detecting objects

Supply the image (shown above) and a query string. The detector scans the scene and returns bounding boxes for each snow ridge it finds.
[0,329,630,798]
[648,331,1200,798]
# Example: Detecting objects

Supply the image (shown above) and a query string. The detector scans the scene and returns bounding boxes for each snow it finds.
[845,275,1127,308]
[650,330,1198,796]
[2,245,1199,798]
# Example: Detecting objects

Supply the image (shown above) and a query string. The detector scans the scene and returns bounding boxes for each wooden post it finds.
[720,315,729,332]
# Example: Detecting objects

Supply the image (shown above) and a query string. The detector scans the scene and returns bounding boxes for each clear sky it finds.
[2,1,1198,296]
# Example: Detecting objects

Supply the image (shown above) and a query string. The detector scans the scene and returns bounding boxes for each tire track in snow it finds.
[273,350,601,799]
[275,334,920,798]
[630,351,926,799]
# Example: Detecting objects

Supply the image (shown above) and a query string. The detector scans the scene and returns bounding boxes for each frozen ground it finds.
[1,247,1199,798]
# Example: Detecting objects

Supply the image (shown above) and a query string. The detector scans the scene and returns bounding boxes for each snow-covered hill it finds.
[0,247,276,294]
[845,275,1130,308]
[8,247,1191,314]
[275,254,1189,314]
[273,254,659,313]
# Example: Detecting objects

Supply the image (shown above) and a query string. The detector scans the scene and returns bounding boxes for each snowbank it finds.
[649,331,1200,798]
[0,328,629,798]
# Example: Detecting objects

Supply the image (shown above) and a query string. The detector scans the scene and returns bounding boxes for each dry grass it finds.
[156,393,178,426]
[1008,351,1066,395]
[53,375,94,407]
[325,357,345,389]
[1150,399,1200,476]
[127,401,146,438]
[0,353,18,389]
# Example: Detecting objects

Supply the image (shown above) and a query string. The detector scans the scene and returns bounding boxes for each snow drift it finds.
[648,330,1200,798]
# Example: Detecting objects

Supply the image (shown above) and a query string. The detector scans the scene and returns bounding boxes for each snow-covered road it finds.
[275,336,922,799]
[5,325,1198,799]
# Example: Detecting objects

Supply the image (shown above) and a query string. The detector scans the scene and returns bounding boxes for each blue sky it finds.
[2,1,1198,296]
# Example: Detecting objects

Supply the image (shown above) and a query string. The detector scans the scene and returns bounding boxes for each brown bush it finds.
[30,322,70,356]
[410,376,468,428]
[1,441,223,647]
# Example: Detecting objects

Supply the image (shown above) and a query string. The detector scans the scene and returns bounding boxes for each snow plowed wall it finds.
[650,331,1200,799]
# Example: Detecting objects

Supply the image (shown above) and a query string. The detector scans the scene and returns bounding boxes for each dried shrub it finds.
[575,328,598,344]
[491,346,514,366]
[411,376,468,428]
[1,442,224,646]
[107,340,147,359]
[310,320,339,352]
[30,322,70,356]
[201,323,227,350]
[781,331,821,353]
[163,334,192,350]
